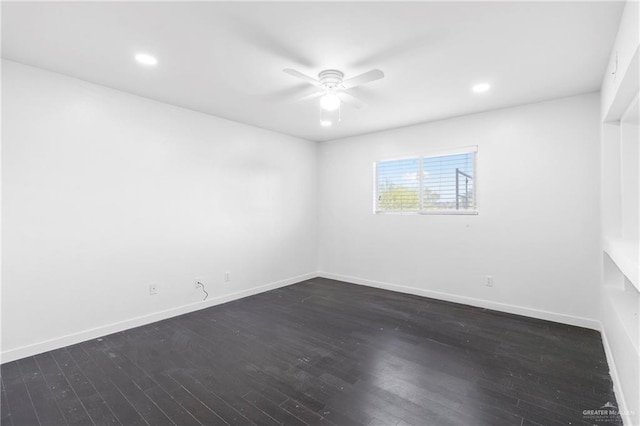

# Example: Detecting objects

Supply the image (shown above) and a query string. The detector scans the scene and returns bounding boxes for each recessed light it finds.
[320,120,332,127]
[472,83,491,93]
[135,53,158,66]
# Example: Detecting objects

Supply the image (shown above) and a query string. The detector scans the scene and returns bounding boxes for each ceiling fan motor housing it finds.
[318,70,344,89]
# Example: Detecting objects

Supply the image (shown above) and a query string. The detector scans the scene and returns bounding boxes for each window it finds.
[374,147,477,214]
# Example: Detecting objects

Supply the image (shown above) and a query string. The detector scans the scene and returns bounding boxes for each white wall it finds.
[1,60,318,361]
[318,93,602,326]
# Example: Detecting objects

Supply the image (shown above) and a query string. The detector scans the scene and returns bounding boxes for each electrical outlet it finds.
[149,284,158,295]
[485,275,494,287]
[224,272,231,283]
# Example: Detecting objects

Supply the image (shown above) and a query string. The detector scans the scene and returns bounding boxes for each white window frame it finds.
[373,146,478,215]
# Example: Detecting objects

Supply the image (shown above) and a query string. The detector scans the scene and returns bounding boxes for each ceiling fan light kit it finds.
[320,92,340,111]
[282,67,385,127]
[320,105,341,127]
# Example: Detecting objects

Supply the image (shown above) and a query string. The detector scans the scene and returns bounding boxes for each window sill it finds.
[375,210,478,215]
[420,210,478,215]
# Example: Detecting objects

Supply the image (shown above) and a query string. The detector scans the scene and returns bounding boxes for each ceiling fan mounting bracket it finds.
[318,69,344,90]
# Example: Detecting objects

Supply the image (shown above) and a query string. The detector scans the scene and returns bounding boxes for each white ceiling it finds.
[2,1,624,142]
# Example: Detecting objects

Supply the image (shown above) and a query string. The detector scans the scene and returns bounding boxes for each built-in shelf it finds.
[604,237,640,291]
[600,5,639,422]
[605,284,640,353]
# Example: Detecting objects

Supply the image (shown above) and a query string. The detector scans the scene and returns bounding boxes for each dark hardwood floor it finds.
[1,278,622,426]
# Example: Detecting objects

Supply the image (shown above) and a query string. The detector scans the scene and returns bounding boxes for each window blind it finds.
[375,149,476,214]
[423,152,475,211]
[376,157,420,212]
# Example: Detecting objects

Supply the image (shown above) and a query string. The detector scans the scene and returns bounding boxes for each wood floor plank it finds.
[16,356,66,426]
[49,348,121,425]
[1,378,14,426]
[1,361,40,426]
[1,278,623,426]
[243,391,307,426]
[143,385,201,426]
[168,370,252,425]
[66,345,147,426]
[33,352,94,425]
[80,348,173,426]
[169,385,228,425]
[279,398,322,425]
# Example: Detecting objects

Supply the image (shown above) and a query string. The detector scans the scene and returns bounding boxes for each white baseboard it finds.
[1,272,317,364]
[600,325,633,426]
[317,271,601,330]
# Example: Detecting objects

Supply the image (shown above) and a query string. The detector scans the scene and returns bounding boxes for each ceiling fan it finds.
[282,68,384,125]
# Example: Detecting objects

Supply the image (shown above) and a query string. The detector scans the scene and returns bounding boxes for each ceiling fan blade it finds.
[338,91,367,109]
[296,90,323,103]
[264,84,319,103]
[342,69,385,89]
[283,68,319,86]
